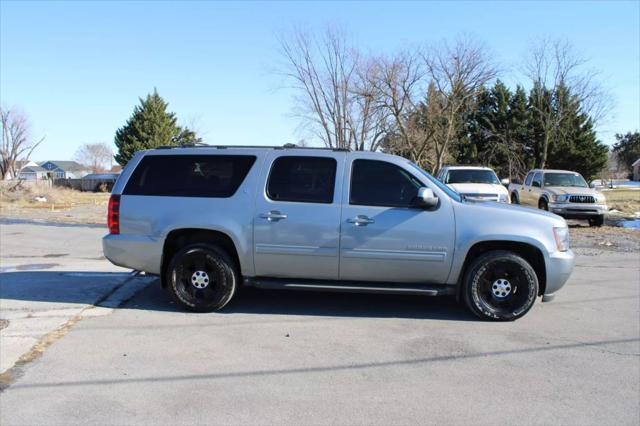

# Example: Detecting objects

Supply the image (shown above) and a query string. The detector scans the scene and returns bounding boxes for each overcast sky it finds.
[1,0,638,161]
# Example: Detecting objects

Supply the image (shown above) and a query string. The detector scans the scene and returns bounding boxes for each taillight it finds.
[108,194,121,234]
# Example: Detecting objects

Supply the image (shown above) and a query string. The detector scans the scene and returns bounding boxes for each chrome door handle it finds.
[347,215,375,226]
[260,210,288,222]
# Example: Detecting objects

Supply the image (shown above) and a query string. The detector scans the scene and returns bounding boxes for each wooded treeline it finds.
[279,29,611,180]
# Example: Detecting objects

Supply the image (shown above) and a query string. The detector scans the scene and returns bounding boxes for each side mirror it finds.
[589,182,596,189]
[532,181,541,188]
[416,187,438,209]
[500,178,510,186]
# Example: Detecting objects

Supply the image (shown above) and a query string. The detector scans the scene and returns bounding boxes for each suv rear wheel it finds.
[463,250,539,321]
[167,244,238,312]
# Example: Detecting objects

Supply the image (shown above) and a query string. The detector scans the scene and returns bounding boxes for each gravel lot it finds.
[0,221,638,425]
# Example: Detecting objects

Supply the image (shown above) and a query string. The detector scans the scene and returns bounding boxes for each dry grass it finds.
[0,183,109,225]
[602,189,640,216]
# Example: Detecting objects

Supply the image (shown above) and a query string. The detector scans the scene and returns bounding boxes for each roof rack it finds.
[154,143,350,152]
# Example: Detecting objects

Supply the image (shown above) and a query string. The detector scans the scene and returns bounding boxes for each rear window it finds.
[267,156,337,204]
[123,155,256,197]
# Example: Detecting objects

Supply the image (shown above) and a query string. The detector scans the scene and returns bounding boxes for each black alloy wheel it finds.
[167,244,237,312]
[463,250,538,321]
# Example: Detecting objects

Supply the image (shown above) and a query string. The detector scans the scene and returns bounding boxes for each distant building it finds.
[38,161,91,179]
[633,158,640,181]
[18,164,48,180]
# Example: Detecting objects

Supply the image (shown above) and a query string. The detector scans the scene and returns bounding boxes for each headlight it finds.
[552,194,568,203]
[595,194,606,204]
[553,227,570,252]
[499,193,509,203]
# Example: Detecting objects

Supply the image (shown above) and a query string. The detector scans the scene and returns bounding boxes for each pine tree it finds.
[612,132,640,171]
[114,90,201,165]
[547,87,608,180]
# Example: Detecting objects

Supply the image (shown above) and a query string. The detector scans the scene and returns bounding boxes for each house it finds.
[633,158,640,181]
[18,164,48,180]
[38,161,91,179]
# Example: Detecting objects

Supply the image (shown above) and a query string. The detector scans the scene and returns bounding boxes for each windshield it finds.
[544,172,588,188]
[409,163,462,202]
[446,169,500,185]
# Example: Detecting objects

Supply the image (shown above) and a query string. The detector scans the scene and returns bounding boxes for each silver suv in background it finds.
[103,146,574,321]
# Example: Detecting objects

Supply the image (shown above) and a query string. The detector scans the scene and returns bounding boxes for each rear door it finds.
[521,172,535,205]
[339,156,456,284]
[530,172,543,205]
[253,151,345,280]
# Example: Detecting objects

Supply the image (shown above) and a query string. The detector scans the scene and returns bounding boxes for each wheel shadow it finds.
[0,270,476,321]
[129,281,476,321]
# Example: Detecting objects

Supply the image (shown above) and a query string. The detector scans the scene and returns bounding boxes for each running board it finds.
[244,278,455,296]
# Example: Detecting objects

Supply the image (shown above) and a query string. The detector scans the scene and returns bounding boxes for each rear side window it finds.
[350,159,423,208]
[524,172,534,186]
[532,172,543,187]
[123,155,256,197]
[267,156,337,204]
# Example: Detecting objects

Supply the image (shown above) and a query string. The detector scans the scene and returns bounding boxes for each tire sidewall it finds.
[167,244,237,312]
[464,251,538,321]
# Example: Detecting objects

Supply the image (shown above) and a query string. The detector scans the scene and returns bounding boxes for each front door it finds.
[339,157,455,284]
[253,152,345,280]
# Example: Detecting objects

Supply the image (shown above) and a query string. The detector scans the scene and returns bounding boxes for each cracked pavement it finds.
[0,222,638,425]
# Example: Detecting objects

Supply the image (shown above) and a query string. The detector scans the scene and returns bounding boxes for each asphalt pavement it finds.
[0,221,638,425]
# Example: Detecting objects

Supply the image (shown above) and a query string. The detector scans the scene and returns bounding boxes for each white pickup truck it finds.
[509,169,607,226]
[436,166,510,203]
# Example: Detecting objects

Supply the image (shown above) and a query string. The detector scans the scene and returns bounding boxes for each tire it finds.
[538,198,548,211]
[463,250,539,321]
[589,215,604,227]
[166,243,238,312]
[511,192,519,204]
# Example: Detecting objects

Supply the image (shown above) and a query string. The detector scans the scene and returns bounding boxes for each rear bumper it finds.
[544,249,575,296]
[102,234,163,275]
[549,203,607,219]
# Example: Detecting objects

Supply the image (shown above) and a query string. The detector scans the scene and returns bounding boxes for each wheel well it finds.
[161,228,240,288]
[458,241,546,297]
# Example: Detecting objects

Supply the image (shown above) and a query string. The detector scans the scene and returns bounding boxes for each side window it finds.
[524,172,534,186]
[350,159,423,208]
[123,155,256,197]
[267,156,337,204]
[532,172,543,188]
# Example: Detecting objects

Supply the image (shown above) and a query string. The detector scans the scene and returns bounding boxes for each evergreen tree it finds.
[456,81,531,179]
[612,132,640,172]
[114,90,201,165]
[546,86,608,180]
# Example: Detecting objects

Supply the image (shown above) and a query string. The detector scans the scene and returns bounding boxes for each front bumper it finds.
[544,249,575,296]
[549,203,607,220]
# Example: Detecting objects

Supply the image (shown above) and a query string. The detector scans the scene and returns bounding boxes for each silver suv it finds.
[103,146,574,321]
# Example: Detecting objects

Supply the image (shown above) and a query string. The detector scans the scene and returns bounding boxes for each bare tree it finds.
[278,27,388,151]
[421,37,499,173]
[74,142,114,173]
[525,38,611,168]
[0,107,44,180]
[367,50,430,164]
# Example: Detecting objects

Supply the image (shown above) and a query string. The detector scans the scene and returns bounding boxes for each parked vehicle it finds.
[509,169,607,227]
[436,166,510,203]
[103,146,574,321]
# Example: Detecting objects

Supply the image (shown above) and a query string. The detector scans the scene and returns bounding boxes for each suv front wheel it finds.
[463,250,539,321]
[167,244,238,312]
